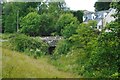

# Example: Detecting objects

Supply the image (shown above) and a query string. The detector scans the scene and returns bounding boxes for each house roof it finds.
[83,8,114,23]
[83,10,95,15]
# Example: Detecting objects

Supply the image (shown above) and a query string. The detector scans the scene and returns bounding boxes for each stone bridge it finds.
[40,36,63,47]
[40,36,63,54]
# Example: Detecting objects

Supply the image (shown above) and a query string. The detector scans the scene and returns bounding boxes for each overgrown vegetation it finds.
[1,1,119,78]
[2,48,79,78]
[51,2,120,78]
[2,33,48,58]
[52,22,119,78]
[2,2,83,36]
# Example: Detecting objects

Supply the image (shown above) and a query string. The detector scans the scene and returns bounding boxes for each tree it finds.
[17,2,40,17]
[94,0,111,11]
[84,2,120,77]
[56,13,79,36]
[111,2,120,23]
[80,2,120,77]
[20,12,40,36]
[48,2,64,14]
[84,22,120,77]
[4,13,17,33]
[61,22,78,38]
[52,1,120,77]
[71,10,83,23]
[2,2,18,33]
[47,2,65,20]
[38,2,48,14]
[2,2,40,33]
[38,13,55,36]
[109,2,120,39]
[69,23,97,49]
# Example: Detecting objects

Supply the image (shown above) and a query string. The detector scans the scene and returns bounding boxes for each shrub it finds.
[52,21,119,78]
[53,39,72,60]
[9,34,48,57]
[1,33,17,40]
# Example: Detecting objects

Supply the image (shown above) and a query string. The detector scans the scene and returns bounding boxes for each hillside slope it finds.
[2,47,79,78]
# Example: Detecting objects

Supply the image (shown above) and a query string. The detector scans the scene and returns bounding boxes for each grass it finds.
[2,47,79,78]
[50,49,85,73]
[0,43,2,78]
[0,33,14,39]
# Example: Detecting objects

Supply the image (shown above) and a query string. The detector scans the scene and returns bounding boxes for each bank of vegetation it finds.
[1,1,119,78]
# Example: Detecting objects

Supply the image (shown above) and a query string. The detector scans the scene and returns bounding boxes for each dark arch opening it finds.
[48,46,56,55]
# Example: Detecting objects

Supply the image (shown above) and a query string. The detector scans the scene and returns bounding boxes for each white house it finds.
[104,8,116,26]
[83,10,95,22]
[83,8,116,31]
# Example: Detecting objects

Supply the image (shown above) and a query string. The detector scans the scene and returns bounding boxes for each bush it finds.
[52,21,119,78]
[82,31,119,78]
[54,39,71,55]
[9,34,48,57]
[1,33,17,40]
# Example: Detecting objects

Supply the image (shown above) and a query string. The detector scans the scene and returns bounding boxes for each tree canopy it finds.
[94,0,111,11]
[55,13,79,37]
[20,12,40,36]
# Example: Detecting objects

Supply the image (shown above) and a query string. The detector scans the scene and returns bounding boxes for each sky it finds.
[5,0,97,12]
[65,0,97,12]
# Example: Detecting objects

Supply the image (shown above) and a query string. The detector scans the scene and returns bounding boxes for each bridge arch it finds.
[40,36,63,54]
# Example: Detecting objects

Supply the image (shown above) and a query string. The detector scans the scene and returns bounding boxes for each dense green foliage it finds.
[87,20,97,29]
[52,2,120,78]
[2,1,119,78]
[2,3,17,33]
[94,0,111,11]
[2,2,40,33]
[38,13,55,36]
[111,2,120,23]
[85,21,119,77]
[9,34,48,57]
[56,13,79,37]
[54,39,72,56]
[20,12,40,36]
[2,2,83,37]
[71,10,83,23]
[53,20,119,78]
